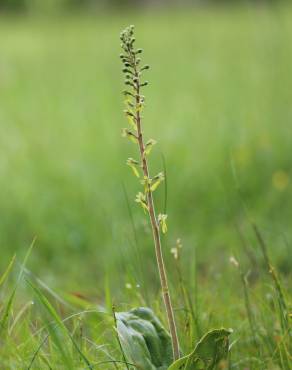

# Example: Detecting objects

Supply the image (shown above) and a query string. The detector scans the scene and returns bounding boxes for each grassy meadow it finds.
[0,4,291,369]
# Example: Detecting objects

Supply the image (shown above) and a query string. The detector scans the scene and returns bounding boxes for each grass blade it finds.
[0,254,16,288]
[27,280,93,369]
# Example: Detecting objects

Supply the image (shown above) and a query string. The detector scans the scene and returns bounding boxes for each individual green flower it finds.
[135,192,149,213]
[126,158,140,178]
[158,213,168,234]
[140,176,152,193]
[150,172,164,192]
[124,108,137,130]
[136,102,144,113]
[144,139,157,156]
[121,128,138,143]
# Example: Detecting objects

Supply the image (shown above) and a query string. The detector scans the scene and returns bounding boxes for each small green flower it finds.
[140,176,152,193]
[158,213,168,234]
[126,158,140,178]
[144,139,157,156]
[121,128,138,143]
[150,172,164,192]
[135,192,149,213]
[125,110,137,130]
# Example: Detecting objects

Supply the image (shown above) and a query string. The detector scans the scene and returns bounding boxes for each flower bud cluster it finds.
[120,26,167,234]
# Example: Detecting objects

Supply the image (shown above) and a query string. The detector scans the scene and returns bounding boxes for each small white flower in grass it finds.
[229,256,239,268]
[125,283,132,289]
[176,238,183,249]
[171,247,178,260]
[158,213,168,234]
[171,238,183,260]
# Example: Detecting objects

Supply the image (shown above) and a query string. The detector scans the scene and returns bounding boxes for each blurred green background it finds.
[0,0,287,13]
[0,1,291,293]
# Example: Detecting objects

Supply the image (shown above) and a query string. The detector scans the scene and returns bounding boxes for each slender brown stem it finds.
[133,74,180,362]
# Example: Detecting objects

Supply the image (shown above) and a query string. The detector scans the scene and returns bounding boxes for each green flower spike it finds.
[120,25,180,360]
